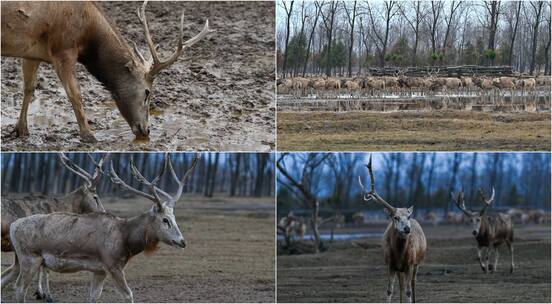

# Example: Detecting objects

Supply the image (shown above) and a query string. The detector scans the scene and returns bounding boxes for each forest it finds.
[277,0,552,77]
[277,152,551,216]
[1,153,274,197]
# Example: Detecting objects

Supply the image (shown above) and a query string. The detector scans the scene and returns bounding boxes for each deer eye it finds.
[394,216,399,221]
[145,89,150,98]
[162,218,171,228]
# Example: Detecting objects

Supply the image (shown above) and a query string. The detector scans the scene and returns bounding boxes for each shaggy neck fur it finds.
[78,4,137,101]
[122,212,160,258]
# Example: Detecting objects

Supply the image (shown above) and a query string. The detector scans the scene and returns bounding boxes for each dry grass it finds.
[277,110,551,151]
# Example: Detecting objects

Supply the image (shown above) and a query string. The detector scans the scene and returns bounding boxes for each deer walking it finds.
[5,153,199,302]
[358,156,426,303]
[452,187,514,273]
[1,153,108,302]
[1,1,212,142]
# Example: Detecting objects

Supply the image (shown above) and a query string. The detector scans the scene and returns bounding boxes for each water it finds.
[277,231,383,241]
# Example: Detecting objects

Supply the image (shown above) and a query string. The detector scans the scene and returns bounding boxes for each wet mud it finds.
[1,1,275,151]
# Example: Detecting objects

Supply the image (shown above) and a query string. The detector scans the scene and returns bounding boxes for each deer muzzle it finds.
[131,123,150,140]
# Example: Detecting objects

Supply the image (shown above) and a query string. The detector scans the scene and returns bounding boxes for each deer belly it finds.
[42,253,104,273]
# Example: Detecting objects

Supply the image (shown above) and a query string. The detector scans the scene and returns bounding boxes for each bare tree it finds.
[343,1,358,77]
[281,0,294,77]
[367,1,398,67]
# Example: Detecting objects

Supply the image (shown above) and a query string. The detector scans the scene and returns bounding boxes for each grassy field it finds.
[1,196,275,303]
[277,111,551,151]
[277,223,551,303]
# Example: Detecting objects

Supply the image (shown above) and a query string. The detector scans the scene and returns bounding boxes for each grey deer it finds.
[1,153,108,302]
[452,187,514,273]
[5,153,199,302]
[358,155,427,303]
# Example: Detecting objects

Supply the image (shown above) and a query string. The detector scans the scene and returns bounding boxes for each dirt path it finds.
[277,110,550,151]
[277,224,551,303]
[1,196,275,303]
[1,2,275,151]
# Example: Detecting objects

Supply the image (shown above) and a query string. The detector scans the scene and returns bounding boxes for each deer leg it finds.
[88,271,107,303]
[476,246,487,272]
[386,268,396,303]
[1,253,19,290]
[398,272,405,303]
[14,59,40,138]
[490,246,499,273]
[34,267,53,302]
[405,267,413,303]
[14,255,42,303]
[507,240,515,273]
[484,246,492,273]
[51,51,97,143]
[412,265,418,303]
[109,269,133,303]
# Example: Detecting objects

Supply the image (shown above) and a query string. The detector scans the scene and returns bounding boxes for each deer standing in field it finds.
[1,1,212,142]
[358,156,426,303]
[4,153,199,302]
[1,153,108,302]
[452,187,514,273]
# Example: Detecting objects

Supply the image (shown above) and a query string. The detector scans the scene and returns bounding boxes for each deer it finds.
[452,187,514,274]
[1,153,108,302]
[4,153,199,303]
[1,1,213,142]
[358,155,426,303]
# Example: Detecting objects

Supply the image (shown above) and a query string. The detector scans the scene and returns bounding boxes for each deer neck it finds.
[78,7,137,98]
[121,212,160,258]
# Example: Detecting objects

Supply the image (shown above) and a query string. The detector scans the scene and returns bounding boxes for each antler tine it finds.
[166,153,200,206]
[478,187,495,214]
[452,188,472,217]
[59,153,93,186]
[109,160,161,207]
[138,1,212,77]
[359,155,395,212]
[89,153,110,189]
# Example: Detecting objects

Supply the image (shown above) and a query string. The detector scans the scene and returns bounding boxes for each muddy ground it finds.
[1,1,275,151]
[277,223,551,303]
[277,110,550,151]
[1,196,275,303]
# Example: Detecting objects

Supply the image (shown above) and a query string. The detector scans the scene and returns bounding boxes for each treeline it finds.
[1,153,274,197]
[277,153,551,215]
[277,1,551,77]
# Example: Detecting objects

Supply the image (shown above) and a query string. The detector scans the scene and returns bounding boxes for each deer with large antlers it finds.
[1,1,212,142]
[452,187,514,273]
[4,153,199,302]
[1,153,108,302]
[358,156,426,303]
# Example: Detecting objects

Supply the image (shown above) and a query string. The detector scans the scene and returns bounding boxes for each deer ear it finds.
[407,206,414,216]
[383,208,393,217]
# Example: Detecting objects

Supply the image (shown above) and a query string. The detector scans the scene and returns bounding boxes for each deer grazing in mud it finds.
[1,1,213,142]
[358,156,426,303]
[4,153,199,302]
[1,153,108,302]
[452,187,514,274]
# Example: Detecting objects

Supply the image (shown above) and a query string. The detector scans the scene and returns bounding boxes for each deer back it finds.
[477,213,513,246]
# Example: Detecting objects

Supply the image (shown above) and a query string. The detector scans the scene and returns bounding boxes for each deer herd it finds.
[1,153,200,302]
[277,74,550,95]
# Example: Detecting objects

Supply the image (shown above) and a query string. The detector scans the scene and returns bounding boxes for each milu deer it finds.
[452,187,514,273]
[1,1,212,142]
[1,153,108,302]
[358,156,426,303]
[5,153,199,302]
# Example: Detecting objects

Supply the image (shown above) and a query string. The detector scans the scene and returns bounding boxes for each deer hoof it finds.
[44,295,54,303]
[80,132,97,143]
[11,126,29,138]
[35,291,44,300]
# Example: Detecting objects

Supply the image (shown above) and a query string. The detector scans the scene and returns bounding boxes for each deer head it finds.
[452,187,495,236]
[358,155,414,236]
[59,153,109,213]
[121,1,213,139]
[109,153,200,248]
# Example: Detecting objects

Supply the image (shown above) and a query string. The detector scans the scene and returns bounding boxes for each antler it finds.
[358,155,396,212]
[137,0,213,77]
[478,187,495,214]
[451,188,473,217]
[59,153,108,191]
[165,153,200,207]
